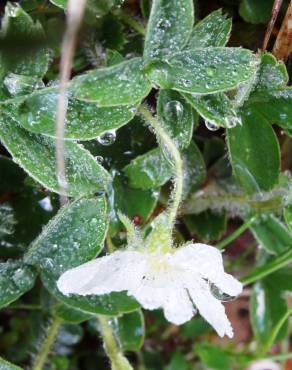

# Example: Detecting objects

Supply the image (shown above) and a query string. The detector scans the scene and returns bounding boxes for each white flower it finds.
[57,243,242,338]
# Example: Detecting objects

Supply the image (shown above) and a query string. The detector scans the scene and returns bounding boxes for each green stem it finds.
[263,351,292,362]
[139,105,183,229]
[115,10,146,35]
[261,309,292,356]
[241,248,292,286]
[7,303,41,310]
[32,316,62,370]
[217,216,256,249]
[98,315,133,370]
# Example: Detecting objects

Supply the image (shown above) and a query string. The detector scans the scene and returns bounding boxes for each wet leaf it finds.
[109,310,145,351]
[145,48,259,94]
[183,92,240,129]
[0,114,112,196]
[0,261,36,309]
[188,9,232,48]
[55,303,93,324]
[157,89,196,149]
[0,357,23,370]
[16,89,136,140]
[227,109,280,193]
[144,0,194,60]
[72,58,151,106]
[25,196,139,315]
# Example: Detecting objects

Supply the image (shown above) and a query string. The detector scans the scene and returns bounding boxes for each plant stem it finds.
[261,309,292,356]
[139,105,183,228]
[32,316,62,370]
[115,10,146,35]
[98,315,133,370]
[7,303,41,310]
[217,216,256,249]
[241,248,292,286]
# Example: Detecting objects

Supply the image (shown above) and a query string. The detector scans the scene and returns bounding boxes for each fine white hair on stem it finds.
[55,0,87,205]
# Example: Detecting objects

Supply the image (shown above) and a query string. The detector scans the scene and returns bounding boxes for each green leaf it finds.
[227,109,280,193]
[0,115,112,196]
[25,196,139,315]
[144,0,194,60]
[284,206,292,232]
[16,89,136,140]
[157,89,195,149]
[110,174,158,234]
[188,9,232,48]
[0,3,49,97]
[110,310,145,351]
[183,92,240,129]
[255,53,288,91]
[250,215,292,255]
[72,58,151,106]
[0,357,23,370]
[247,89,292,131]
[124,141,206,191]
[194,343,231,370]
[0,261,36,309]
[166,352,190,370]
[106,50,125,67]
[124,147,172,189]
[184,211,227,242]
[251,280,288,348]
[145,48,259,94]
[239,0,274,24]
[50,0,122,15]
[55,303,93,324]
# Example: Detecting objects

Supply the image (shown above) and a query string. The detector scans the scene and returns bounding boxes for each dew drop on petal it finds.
[209,283,236,302]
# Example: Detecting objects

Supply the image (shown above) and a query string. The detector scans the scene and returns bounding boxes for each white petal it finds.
[186,278,233,338]
[173,243,242,296]
[163,288,195,325]
[57,251,146,296]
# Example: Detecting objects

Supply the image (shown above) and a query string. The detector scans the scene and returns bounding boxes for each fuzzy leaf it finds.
[144,0,194,60]
[0,357,23,370]
[255,53,288,91]
[188,9,232,48]
[16,89,136,140]
[0,114,112,196]
[157,89,195,149]
[0,261,36,309]
[183,92,240,129]
[145,48,259,94]
[72,58,151,106]
[25,196,139,315]
[227,109,280,193]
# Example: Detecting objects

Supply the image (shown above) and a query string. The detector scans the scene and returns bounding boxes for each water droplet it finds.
[97,130,116,146]
[209,283,236,302]
[206,66,215,77]
[164,100,184,123]
[205,120,219,131]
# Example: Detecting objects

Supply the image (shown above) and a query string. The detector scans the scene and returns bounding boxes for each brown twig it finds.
[273,0,292,60]
[262,0,283,51]
[55,0,87,205]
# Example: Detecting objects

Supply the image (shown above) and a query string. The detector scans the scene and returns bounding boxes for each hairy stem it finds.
[55,0,86,204]
[115,9,146,35]
[32,316,62,370]
[98,315,133,370]
[139,105,183,228]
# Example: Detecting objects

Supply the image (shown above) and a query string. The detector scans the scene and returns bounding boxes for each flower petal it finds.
[173,243,242,296]
[186,278,233,338]
[57,251,146,296]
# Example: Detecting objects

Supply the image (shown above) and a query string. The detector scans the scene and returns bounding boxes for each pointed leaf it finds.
[0,261,36,309]
[188,9,232,48]
[227,109,280,193]
[0,357,23,370]
[0,115,112,196]
[16,89,136,140]
[255,53,288,91]
[145,48,259,94]
[144,0,194,60]
[72,58,151,106]
[25,196,139,315]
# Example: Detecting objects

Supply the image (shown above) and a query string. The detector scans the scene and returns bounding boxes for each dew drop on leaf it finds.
[164,100,184,124]
[97,130,117,146]
[205,120,219,131]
